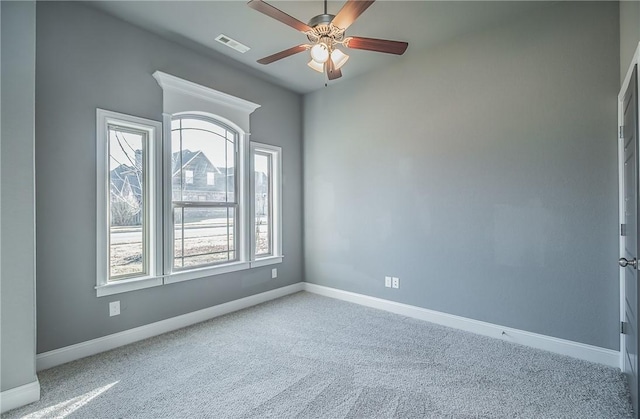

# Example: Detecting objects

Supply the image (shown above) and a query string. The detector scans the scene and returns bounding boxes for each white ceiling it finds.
[88,1,546,94]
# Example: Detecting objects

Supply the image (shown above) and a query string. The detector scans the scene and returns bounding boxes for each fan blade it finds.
[345,36,408,55]
[331,0,375,30]
[327,60,342,80]
[257,45,309,64]
[247,0,312,33]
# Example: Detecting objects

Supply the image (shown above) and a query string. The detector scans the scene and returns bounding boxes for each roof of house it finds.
[171,149,222,178]
[110,149,224,185]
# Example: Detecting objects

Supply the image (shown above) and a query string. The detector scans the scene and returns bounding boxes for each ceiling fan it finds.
[247,0,409,81]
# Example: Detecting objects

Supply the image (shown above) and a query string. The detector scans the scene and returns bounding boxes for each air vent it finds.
[215,34,250,53]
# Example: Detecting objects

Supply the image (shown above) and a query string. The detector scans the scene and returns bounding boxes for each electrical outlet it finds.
[272,268,277,279]
[109,301,120,317]
[392,277,400,289]
[385,276,392,288]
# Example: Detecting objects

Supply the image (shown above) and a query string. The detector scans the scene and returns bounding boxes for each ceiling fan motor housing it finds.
[307,13,334,28]
[306,14,345,45]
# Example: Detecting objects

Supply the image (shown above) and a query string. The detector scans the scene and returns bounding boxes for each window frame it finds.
[169,113,242,273]
[162,110,252,285]
[108,124,149,281]
[250,141,283,268]
[253,151,273,257]
[96,109,163,297]
[96,73,284,297]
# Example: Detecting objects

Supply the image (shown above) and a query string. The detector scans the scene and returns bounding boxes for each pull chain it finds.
[324,63,329,87]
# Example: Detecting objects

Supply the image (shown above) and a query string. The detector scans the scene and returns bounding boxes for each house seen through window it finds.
[108,125,148,279]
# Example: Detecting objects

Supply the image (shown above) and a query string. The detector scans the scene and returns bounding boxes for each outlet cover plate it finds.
[392,277,399,289]
[109,301,120,317]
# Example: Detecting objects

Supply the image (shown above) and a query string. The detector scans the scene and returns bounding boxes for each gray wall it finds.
[36,2,303,353]
[620,0,640,84]
[1,1,38,391]
[304,2,620,349]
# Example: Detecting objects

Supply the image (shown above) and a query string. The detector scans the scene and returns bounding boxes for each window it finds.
[171,115,238,269]
[109,126,147,279]
[254,152,271,256]
[251,142,282,261]
[96,109,162,296]
[96,72,283,297]
[185,170,194,184]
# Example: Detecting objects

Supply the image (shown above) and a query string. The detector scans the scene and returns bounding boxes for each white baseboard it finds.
[36,283,304,371]
[35,281,619,372]
[303,283,620,368]
[0,380,40,414]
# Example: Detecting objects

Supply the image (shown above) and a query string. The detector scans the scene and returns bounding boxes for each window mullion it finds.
[181,207,185,268]
[161,113,174,277]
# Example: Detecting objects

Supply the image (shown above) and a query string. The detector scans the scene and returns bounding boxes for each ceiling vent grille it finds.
[215,34,250,53]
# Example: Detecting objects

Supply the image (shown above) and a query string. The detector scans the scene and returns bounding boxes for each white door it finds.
[621,64,639,418]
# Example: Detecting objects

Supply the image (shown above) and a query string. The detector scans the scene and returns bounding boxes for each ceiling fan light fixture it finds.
[331,48,349,70]
[307,59,325,73]
[249,0,409,82]
[310,43,329,63]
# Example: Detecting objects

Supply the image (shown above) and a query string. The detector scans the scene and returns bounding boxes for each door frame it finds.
[620,42,640,372]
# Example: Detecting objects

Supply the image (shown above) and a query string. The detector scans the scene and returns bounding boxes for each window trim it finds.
[153,70,262,285]
[96,74,285,297]
[250,141,283,267]
[96,109,163,297]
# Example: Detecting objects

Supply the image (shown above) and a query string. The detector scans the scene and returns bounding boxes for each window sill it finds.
[97,257,284,297]
[96,276,163,297]
[164,261,251,285]
[250,256,283,268]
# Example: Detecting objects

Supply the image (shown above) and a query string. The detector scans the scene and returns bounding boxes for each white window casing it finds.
[250,141,283,267]
[96,73,282,296]
[152,71,259,133]
[155,71,260,282]
[96,109,163,297]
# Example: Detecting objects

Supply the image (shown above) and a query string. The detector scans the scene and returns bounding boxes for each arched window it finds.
[171,115,239,269]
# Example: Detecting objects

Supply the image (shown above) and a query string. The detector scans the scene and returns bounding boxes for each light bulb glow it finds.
[307,60,325,73]
[310,43,329,63]
[331,48,349,70]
